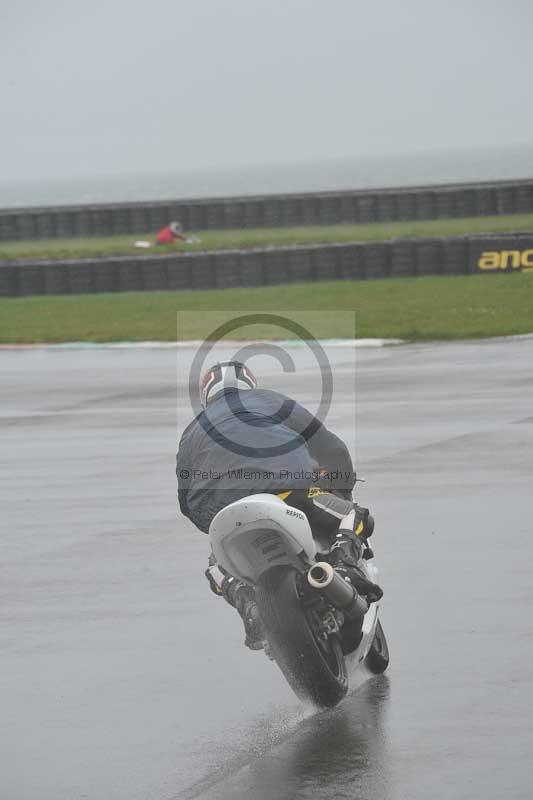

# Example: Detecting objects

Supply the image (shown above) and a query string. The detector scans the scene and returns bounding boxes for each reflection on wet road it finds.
[187,676,392,800]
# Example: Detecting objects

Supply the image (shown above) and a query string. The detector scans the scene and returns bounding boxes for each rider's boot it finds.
[222,576,266,651]
[205,563,265,651]
[329,506,383,604]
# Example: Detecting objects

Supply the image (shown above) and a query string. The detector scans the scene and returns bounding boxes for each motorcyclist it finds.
[176,360,383,650]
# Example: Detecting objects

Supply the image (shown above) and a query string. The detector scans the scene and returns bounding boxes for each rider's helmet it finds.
[199,360,257,408]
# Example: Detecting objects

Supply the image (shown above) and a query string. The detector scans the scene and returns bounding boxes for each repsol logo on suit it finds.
[477,250,533,271]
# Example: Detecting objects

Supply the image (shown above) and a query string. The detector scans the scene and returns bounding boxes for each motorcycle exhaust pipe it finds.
[307,562,367,620]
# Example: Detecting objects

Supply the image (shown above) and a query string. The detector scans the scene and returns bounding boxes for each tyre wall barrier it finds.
[2,233,533,298]
[1,179,533,241]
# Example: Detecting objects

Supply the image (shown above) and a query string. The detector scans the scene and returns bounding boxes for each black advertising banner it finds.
[469,235,533,274]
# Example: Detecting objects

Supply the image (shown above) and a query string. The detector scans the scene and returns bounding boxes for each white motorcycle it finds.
[209,493,389,708]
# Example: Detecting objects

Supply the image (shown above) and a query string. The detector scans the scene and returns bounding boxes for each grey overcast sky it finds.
[1,0,533,183]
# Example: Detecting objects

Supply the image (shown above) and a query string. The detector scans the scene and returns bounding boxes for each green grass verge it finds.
[2,213,533,261]
[1,273,533,344]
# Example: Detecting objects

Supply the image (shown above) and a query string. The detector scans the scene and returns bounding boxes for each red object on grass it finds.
[156,226,181,245]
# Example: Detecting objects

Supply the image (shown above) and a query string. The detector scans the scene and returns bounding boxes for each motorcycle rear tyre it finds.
[256,566,348,708]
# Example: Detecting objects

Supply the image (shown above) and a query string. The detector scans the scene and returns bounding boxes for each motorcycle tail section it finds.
[209,493,317,585]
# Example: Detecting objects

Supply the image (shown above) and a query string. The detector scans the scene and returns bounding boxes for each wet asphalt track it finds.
[1,337,533,800]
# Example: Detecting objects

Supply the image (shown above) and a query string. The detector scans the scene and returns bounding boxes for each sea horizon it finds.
[2,142,533,210]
